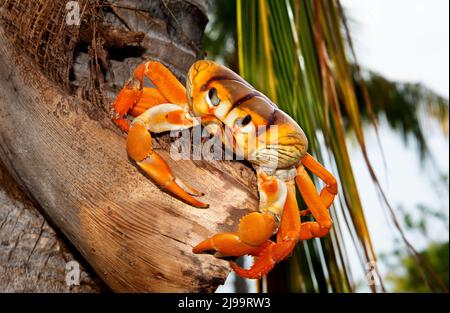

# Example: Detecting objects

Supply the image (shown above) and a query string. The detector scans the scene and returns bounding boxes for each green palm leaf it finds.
[236,0,381,292]
[204,0,448,292]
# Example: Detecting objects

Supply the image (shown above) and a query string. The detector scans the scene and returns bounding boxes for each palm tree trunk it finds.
[0,0,258,292]
[0,160,109,292]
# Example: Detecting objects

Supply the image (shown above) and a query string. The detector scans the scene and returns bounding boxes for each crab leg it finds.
[301,153,338,209]
[296,165,333,240]
[112,61,188,132]
[192,174,287,259]
[229,181,301,279]
[192,212,275,257]
[128,118,207,208]
[129,87,169,117]
[134,103,198,133]
[228,157,336,278]
[113,61,206,207]
[136,61,188,105]
[112,67,144,132]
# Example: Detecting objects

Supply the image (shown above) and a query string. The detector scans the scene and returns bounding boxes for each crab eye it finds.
[234,114,255,134]
[208,88,221,106]
[236,115,252,128]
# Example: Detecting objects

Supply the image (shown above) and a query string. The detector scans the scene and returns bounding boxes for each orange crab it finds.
[111,60,338,279]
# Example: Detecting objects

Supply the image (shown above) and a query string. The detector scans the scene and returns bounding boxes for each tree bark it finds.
[0,0,258,292]
[0,160,108,292]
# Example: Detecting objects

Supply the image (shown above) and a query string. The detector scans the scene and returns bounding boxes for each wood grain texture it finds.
[0,160,108,292]
[0,27,258,292]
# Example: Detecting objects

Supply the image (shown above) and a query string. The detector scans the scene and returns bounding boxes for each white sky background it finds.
[218,0,449,292]
[334,0,449,291]
[341,0,449,98]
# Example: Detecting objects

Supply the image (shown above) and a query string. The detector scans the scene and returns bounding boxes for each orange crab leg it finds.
[137,61,188,105]
[193,173,289,259]
[128,121,207,208]
[113,61,206,207]
[296,165,333,240]
[129,87,169,117]
[112,61,188,131]
[229,158,336,278]
[230,181,301,279]
[193,212,276,257]
[297,154,338,217]
[112,66,145,132]
[301,153,338,209]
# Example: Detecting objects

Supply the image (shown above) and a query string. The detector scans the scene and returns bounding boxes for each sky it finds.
[218,0,449,292]
[340,0,449,290]
[341,0,449,98]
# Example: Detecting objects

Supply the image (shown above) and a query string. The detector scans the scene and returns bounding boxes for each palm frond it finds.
[234,0,447,292]
[203,0,448,293]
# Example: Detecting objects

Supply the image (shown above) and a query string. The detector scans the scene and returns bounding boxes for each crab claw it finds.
[193,212,276,257]
[230,239,297,279]
[229,180,301,279]
[193,233,259,257]
[128,121,208,208]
